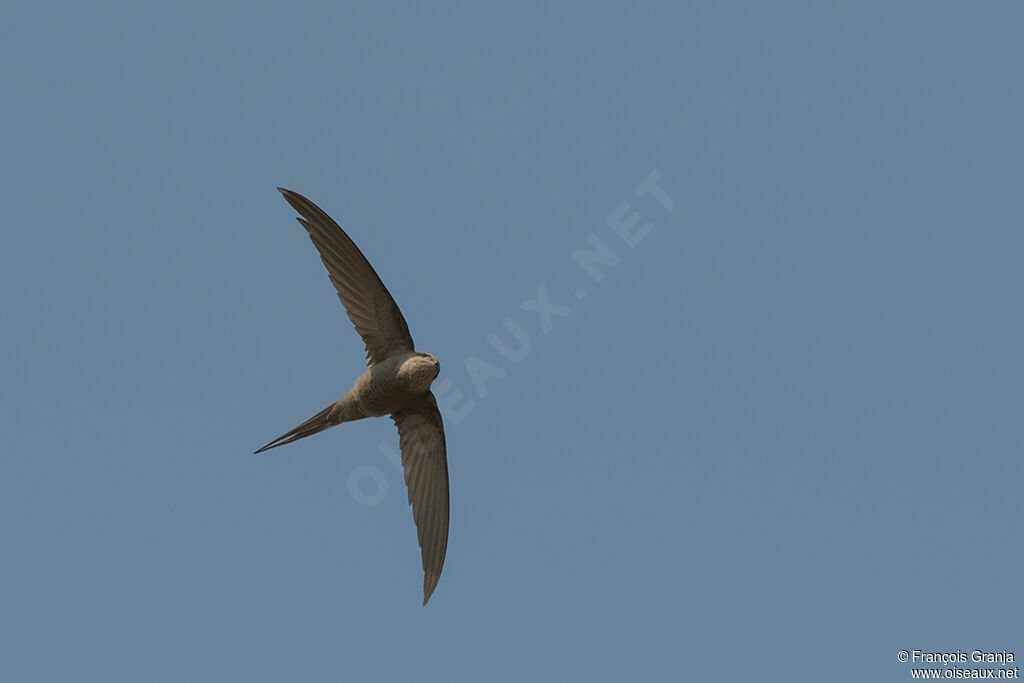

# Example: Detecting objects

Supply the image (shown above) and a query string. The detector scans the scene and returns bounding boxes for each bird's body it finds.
[357,350,442,416]
[255,189,449,605]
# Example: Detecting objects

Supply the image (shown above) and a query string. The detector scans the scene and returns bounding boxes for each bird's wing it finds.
[391,392,449,605]
[278,188,415,366]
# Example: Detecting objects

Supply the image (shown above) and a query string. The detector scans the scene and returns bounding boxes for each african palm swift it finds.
[255,189,449,606]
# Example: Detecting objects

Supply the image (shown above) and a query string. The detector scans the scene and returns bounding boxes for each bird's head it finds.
[400,352,440,393]
[417,352,441,379]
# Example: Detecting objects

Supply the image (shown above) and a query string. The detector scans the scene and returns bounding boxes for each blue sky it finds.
[2,3,1022,681]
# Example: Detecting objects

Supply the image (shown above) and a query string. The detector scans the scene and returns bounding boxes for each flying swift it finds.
[256,189,449,605]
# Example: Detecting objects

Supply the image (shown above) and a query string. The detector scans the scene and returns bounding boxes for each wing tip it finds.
[422,571,441,606]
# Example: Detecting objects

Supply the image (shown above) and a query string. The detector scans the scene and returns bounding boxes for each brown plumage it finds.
[255,189,449,606]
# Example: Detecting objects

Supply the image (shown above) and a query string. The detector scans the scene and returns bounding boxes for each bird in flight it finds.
[255,189,449,606]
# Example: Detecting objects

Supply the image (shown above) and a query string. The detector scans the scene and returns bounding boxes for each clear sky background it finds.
[2,3,1022,682]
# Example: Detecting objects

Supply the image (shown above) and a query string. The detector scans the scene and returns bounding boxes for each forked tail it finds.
[254,403,341,454]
